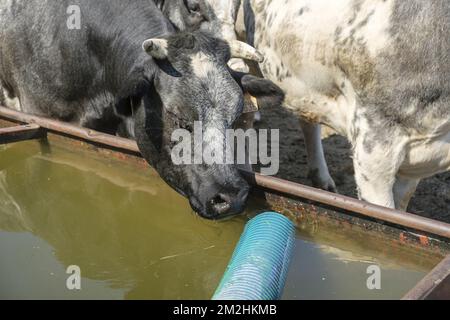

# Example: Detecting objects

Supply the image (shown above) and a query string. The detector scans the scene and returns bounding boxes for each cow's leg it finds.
[354,160,396,208]
[353,138,406,209]
[0,87,6,107]
[393,176,420,212]
[0,85,21,110]
[0,86,4,106]
[300,120,337,192]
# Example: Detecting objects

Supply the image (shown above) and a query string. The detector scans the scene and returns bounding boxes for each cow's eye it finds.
[185,0,200,13]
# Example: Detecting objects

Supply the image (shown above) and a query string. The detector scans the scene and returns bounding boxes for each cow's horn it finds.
[142,39,169,59]
[228,40,264,63]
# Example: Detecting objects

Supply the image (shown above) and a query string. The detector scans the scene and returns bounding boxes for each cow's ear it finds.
[232,72,285,109]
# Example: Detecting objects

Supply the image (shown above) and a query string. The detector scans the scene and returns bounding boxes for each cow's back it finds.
[0,0,171,125]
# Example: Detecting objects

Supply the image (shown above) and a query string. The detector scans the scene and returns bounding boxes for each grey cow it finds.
[0,0,283,219]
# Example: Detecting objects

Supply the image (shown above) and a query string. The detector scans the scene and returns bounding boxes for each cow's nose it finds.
[208,187,249,219]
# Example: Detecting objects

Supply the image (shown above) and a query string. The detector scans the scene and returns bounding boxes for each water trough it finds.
[0,105,449,300]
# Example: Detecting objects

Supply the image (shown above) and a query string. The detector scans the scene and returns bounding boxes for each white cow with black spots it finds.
[240,0,450,211]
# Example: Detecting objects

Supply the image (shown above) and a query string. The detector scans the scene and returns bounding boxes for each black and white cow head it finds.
[154,0,247,70]
[134,31,283,219]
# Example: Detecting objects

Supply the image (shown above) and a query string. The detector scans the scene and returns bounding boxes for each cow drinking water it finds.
[0,0,283,219]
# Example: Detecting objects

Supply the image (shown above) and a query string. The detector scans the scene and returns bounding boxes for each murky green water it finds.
[0,140,437,299]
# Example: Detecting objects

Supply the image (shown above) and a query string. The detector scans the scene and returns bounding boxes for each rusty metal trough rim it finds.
[1,106,449,241]
[402,254,450,300]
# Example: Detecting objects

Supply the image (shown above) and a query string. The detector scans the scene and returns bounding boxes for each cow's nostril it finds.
[211,193,232,215]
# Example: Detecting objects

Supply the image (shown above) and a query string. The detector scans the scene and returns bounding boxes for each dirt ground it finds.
[255,104,450,223]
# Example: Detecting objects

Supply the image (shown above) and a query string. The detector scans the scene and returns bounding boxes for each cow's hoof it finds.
[308,169,338,193]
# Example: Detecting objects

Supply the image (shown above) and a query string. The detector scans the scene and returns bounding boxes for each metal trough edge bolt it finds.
[212,212,296,300]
